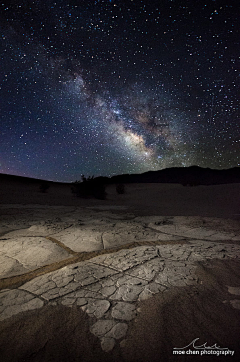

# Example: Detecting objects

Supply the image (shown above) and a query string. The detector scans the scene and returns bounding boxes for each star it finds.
[0,0,238,181]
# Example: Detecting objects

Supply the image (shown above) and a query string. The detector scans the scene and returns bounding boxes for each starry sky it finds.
[0,0,239,182]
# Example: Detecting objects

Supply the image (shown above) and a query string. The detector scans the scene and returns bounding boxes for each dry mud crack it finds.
[0,208,240,357]
[0,238,185,290]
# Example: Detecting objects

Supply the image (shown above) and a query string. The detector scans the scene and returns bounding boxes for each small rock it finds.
[230,300,240,310]
[90,320,116,337]
[86,299,110,318]
[101,286,116,297]
[111,302,136,321]
[76,298,88,306]
[227,286,240,296]
[106,322,128,339]
[61,298,76,306]
[101,337,115,352]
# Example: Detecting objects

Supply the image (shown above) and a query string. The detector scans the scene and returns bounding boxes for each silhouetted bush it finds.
[182,182,199,187]
[39,182,50,193]
[71,175,106,200]
[116,183,125,194]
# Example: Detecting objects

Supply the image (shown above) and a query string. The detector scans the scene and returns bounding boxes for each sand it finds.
[0,178,240,218]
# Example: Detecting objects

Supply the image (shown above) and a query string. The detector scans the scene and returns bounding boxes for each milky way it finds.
[0,0,239,181]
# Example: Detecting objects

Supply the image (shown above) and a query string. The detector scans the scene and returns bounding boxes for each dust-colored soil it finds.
[0,259,240,362]
[0,179,239,361]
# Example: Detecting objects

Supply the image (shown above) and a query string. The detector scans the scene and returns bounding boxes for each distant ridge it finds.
[1,166,240,186]
[103,166,240,185]
[0,173,63,185]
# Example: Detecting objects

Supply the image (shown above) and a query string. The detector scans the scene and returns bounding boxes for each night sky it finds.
[0,0,239,182]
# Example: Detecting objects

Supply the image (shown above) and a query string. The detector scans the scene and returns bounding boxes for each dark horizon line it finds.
[1,164,239,185]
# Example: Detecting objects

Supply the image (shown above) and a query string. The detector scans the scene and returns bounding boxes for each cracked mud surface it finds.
[0,205,240,361]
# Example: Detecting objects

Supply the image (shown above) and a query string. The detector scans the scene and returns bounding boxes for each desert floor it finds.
[0,181,240,361]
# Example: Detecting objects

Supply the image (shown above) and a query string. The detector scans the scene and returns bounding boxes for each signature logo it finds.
[173,338,235,356]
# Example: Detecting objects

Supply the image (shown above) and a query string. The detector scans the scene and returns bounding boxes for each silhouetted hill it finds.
[104,166,240,185]
[1,166,239,186]
[0,173,62,185]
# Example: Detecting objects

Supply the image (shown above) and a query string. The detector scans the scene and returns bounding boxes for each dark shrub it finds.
[92,182,106,200]
[39,182,50,193]
[182,182,199,187]
[71,175,106,200]
[116,183,125,194]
